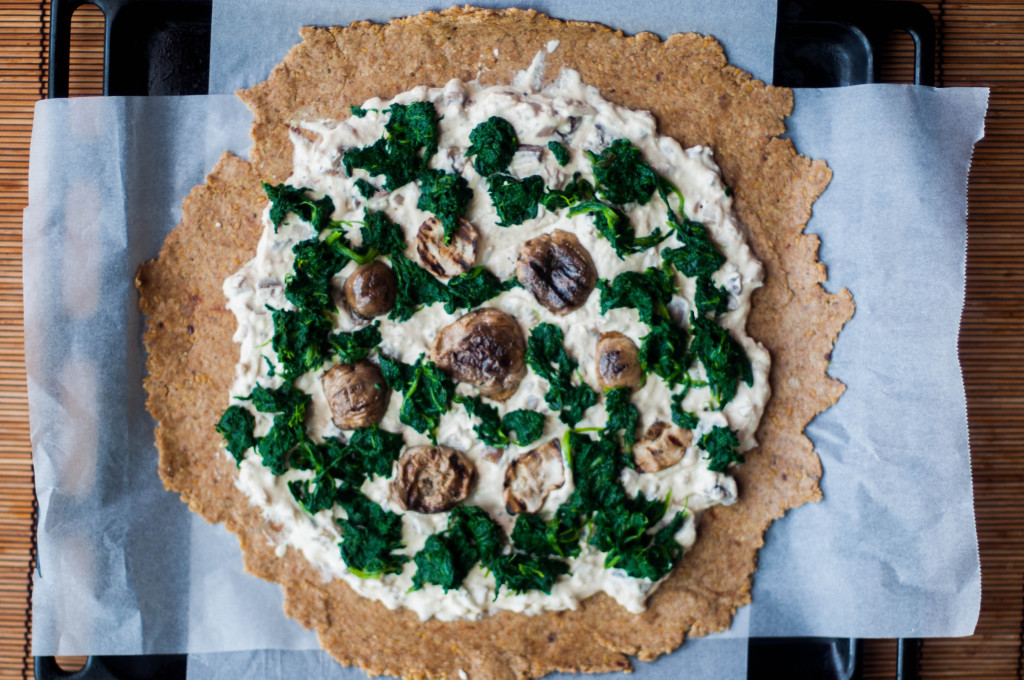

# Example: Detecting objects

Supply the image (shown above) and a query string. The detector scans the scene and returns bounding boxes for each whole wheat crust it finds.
[136,7,854,679]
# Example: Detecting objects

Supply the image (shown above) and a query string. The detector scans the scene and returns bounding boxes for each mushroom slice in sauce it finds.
[430,308,526,401]
[322,361,389,430]
[343,261,397,319]
[633,421,693,473]
[391,445,475,514]
[503,438,565,515]
[516,229,597,314]
[595,332,643,390]
[416,216,478,279]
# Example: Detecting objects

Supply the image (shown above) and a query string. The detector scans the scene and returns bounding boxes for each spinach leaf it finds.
[456,396,546,447]
[263,182,335,232]
[444,267,518,314]
[670,392,700,430]
[466,116,518,176]
[337,493,409,578]
[329,322,382,364]
[387,253,451,322]
[639,320,690,387]
[525,323,597,426]
[354,178,377,199]
[699,425,743,472]
[689,314,752,407]
[243,384,311,475]
[346,425,405,478]
[662,217,726,280]
[604,387,639,449]
[547,140,570,166]
[285,236,350,312]
[586,139,659,206]
[501,409,545,446]
[597,267,675,325]
[360,209,406,257]
[567,200,667,259]
[417,169,473,244]
[343,101,439,191]
[455,395,507,447]
[540,173,594,211]
[694,275,730,316]
[411,505,504,591]
[380,354,454,442]
[215,405,255,464]
[490,553,570,596]
[487,174,545,227]
[509,508,582,559]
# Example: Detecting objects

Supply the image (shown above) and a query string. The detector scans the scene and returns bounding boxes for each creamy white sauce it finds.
[222,59,769,621]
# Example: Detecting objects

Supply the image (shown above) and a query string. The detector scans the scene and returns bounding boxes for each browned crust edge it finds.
[136,7,854,679]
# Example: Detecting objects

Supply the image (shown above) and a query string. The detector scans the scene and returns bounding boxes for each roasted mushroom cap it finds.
[516,229,597,314]
[343,261,397,319]
[416,216,478,278]
[503,438,565,515]
[595,332,643,390]
[633,421,693,473]
[322,361,389,430]
[430,308,526,401]
[391,445,475,514]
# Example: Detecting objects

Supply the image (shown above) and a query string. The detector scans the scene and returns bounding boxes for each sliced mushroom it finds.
[322,361,389,430]
[343,261,396,319]
[516,229,597,314]
[390,445,475,514]
[503,438,565,515]
[633,421,693,473]
[595,332,643,390]
[416,216,478,278]
[430,308,526,401]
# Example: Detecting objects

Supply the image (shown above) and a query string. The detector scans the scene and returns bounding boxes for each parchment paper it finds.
[24,2,986,678]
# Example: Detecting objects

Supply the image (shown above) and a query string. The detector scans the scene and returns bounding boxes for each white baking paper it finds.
[209,0,777,94]
[23,2,986,679]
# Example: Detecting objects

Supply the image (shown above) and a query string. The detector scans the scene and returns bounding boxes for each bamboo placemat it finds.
[0,2,1021,679]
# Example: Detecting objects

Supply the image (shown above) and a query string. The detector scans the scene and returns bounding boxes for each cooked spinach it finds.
[639,320,691,387]
[379,353,454,442]
[586,138,659,206]
[337,492,409,578]
[525,323,597,426]
[215,405,255,464]
[670,392,700,430]
[456,395,545,447]
[354,178,377,199]
[694,275,730,316]
[343,101,439,191]
[417,168,473,244]
[285,236,350,312]
[444,267,518,314]
[466,116,518,176]
[689,314,752,407]
[487,174,545,227]
[596,267,674,325]
[604,387,639,449]
[411,505,504,591]
[547,140,570,166]
[386,253,452,322]
[699,425,743,472]
[263,182,335,232]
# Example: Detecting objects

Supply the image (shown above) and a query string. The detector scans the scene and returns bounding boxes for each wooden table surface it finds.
[1,1,1021,678]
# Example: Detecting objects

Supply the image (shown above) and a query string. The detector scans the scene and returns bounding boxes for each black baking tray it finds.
[38,0,933,678]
